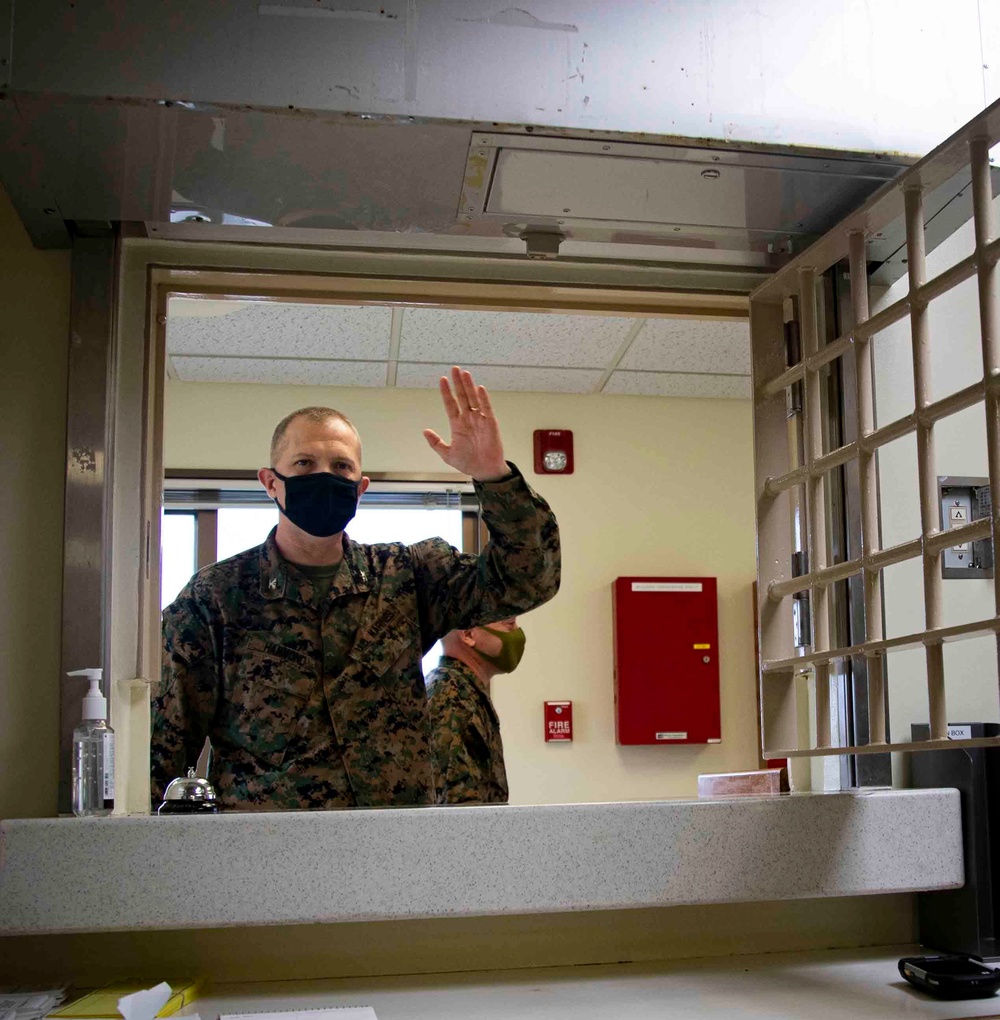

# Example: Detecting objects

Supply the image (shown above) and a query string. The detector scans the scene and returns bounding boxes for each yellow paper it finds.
[49,980,201,1020]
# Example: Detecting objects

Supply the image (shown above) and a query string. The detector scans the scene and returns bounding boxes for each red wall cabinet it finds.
[613,577,721,745]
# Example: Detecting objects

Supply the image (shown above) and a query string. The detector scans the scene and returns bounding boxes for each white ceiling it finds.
[165,298,751,399]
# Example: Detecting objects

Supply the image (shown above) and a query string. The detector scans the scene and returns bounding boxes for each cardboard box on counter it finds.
[697,769,789,798]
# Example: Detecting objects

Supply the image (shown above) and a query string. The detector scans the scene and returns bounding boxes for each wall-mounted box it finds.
[612,577,721,746]
[544,701,573,742]
[939,476,993,579]
[533,430,574,474]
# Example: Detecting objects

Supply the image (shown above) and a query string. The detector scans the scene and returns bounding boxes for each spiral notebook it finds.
[219,1010,376,1020]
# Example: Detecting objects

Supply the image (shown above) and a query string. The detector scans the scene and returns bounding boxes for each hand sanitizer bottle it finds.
[69,668,115,816]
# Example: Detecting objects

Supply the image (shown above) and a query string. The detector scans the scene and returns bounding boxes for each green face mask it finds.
[475,625,526,673]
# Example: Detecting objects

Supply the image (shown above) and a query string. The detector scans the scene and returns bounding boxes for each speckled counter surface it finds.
[0,789,962,935]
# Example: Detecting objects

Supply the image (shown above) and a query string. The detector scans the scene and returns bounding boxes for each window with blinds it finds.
[160,474,481,612]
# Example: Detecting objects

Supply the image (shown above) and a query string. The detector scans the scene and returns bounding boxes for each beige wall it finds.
[0,185,71,818]
[165,377,759,804]
[0,895,915,985]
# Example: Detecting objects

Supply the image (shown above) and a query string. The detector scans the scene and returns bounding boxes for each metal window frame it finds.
[58,233,119,815]
[751,98,1000,760]
[832,266,892,785]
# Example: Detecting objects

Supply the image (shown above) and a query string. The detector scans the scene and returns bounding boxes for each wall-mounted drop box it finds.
[938,476,994,580]
[612,577,721,746]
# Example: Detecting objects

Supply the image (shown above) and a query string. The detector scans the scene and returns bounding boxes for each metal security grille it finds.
[750,98,1000,759]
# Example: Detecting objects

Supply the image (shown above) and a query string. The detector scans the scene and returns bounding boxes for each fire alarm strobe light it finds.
[533,429,574,474]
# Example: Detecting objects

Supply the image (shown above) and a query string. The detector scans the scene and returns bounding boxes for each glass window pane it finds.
[349,506,464,549]
[160,511,196,609]
[216,507,280,561]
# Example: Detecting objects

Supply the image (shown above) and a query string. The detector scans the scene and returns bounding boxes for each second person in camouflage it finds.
[151,366,560,811]
[426,616,527,804]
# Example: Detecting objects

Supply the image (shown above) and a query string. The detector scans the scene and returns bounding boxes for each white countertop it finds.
[0,789,963,935]
[180,947,1000,1020]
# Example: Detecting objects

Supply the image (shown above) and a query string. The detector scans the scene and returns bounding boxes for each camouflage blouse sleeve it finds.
[150,594,220,807]
[428,682,494,804]
[411,462,560,648]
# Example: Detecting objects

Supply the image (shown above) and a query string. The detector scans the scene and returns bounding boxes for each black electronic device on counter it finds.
[899,955,1000,999]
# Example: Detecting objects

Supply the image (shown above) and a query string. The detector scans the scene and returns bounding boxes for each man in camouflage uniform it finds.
[151,367,560,811]
[426,616,526,804]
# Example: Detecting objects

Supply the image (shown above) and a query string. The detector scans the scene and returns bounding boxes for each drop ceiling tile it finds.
[604,371,751,399]
[619,318,750,375]
[398,308,634,368]
[172,356,387,387]
[395,362,603,393]
[166,300,392,360]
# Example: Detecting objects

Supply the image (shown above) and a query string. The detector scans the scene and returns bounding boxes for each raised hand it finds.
[423,366,510,482]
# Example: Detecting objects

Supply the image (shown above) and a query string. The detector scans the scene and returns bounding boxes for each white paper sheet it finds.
[0,988,67,1020]
[117,984,173,1020]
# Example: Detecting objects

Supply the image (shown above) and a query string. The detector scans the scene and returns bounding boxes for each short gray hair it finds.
[269,407,361,465]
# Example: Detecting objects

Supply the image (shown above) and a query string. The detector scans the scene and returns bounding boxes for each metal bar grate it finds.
[751,98,1000,761]
[970,136,1000,711]
[848,229,886,745]
[799,269,831,746]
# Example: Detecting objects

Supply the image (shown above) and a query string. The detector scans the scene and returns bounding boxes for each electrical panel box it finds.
[938,476,994,579]
[612,577,721,746]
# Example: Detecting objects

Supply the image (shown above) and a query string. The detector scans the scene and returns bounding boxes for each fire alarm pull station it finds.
[613,577,721,745]
[545,701,573,742]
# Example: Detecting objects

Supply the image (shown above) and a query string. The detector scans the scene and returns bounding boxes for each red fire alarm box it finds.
[613,577,720,745]
[545,701,573,741]
[533,430,574,474]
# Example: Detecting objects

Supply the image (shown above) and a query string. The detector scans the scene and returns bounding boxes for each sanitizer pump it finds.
[69,668,115,816]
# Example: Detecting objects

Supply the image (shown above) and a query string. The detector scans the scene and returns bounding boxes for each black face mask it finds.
[270,469,361,538]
